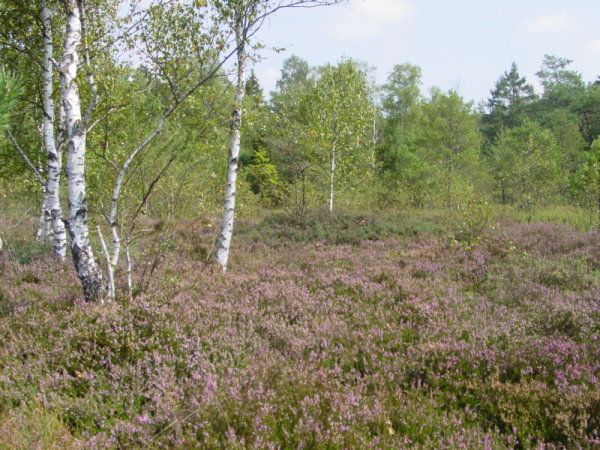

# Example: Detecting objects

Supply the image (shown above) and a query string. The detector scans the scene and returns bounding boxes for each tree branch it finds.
[6,130,46,186]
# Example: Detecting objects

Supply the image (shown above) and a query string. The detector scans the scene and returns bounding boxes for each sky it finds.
[251,0,600,104]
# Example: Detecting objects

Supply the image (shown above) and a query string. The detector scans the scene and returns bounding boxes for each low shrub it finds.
[236,209,446,246]
[0,218,598,447]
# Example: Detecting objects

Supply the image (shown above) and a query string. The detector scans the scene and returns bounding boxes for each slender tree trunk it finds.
[60,0,104,302]
[125,242,133,300]
[41,3,67,260]
[5,131,52,241]
[35,188,52,242]
[215,24,246,271]
[97,225,115,300]
[371,115,377,169]
[329,142,336,213]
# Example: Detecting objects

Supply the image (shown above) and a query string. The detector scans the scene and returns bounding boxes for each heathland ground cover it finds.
[0,211,598,448]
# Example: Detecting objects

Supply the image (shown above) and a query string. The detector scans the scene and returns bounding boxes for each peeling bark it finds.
[35,188,53,242]
[215,22,246,271]
[60,0,104,302]
[41,3,67,260]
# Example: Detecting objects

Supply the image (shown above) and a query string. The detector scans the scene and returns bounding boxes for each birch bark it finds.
[35,188,52,242]
[125,243,133,300]
[41,3,67,260]
[60,0,104,301]
[215,22,246,271]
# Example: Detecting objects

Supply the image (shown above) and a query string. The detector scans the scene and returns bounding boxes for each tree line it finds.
[1,0,599,302]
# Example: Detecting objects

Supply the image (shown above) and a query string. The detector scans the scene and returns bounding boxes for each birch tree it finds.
[92,0,235,301]
[41,2,68,260]
[213,1,247,271]
[214,0,346,271]
[490,119,561,210]
[60,0,235,301]
[575,138,600,226]
[58,0,105,301]
[40,0,235,301]
[302,59,372,212]
[0,0,67,254]
[413,90,483,209]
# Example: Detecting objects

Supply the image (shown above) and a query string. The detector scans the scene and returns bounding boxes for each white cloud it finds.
[526,13,574,34]
[330,0,415,41]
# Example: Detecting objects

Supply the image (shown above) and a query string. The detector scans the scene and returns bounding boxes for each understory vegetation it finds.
[1,211,599,448]
[1,1,599,448]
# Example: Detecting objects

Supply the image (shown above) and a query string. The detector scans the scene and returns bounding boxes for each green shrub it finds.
[236,209,447,246]
[450,200,493,246]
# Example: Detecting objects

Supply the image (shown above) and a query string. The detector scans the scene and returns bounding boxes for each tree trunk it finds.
[35,188,53,242]
[60,0,104,302]
[41,3,67,260]
[215,24,246,271]
[329,142,336,213]
[125,242,133,300]
[5,131,52,241]
[371,115,377,169]
[97,225,115,300]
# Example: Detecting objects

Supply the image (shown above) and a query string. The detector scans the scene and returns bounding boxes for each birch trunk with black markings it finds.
[41,2,67,260]
[215,20,246,271]
[60,0,104,302]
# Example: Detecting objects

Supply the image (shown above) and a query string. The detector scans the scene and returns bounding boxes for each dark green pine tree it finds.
[536,55,584,92]
[245,69,265,109]
[482,63,536,146]
[241,69,270,167]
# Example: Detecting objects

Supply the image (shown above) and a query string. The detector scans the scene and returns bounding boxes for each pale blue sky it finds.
[252,0,600,103]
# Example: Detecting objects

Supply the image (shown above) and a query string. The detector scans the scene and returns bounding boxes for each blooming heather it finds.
[0,220,598,448]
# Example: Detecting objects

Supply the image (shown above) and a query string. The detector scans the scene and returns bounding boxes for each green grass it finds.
[492,204,597,231]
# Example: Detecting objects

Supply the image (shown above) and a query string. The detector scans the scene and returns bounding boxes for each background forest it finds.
[0,0,599,448]
[2,8,600,235]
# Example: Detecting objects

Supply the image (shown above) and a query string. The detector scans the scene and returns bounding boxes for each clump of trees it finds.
[0,0,346,301]
[1,1,599,302]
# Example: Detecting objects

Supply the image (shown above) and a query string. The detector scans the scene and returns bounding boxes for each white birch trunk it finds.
[371,115,377,169]
[108,224,120,300]
[41,3,67,260]
[125,242,133,300]
[35,188,53,242]
[97,219,119,302]
[215,24,246,271]
[329,142,336,213]
[97,225,115,300]
[60,0,104,302]
[100,117,167,301]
